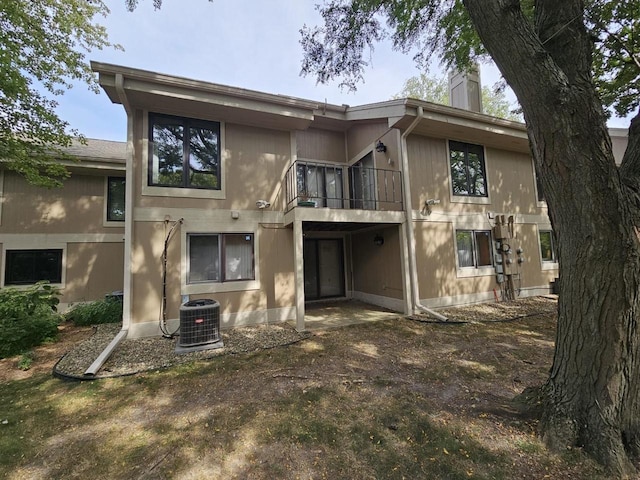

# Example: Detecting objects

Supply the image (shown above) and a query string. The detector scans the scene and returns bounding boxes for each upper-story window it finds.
[106,177,125,222]
[149,113,221,190]
[449,141,487,197]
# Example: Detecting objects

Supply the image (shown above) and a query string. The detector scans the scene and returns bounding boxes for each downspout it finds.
[85,73,134,376]
[400,106,448,321]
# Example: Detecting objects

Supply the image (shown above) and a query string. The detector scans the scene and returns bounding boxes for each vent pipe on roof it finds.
[448,66,482,113]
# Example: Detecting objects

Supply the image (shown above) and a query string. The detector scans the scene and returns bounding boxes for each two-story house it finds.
[1,61,628,341]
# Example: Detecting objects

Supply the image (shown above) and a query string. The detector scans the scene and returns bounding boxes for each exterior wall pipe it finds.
[400,105,448,322]
[85,73,134,376]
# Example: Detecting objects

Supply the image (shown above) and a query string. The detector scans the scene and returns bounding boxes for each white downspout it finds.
[85,73,134,376]
[400,106,448,321]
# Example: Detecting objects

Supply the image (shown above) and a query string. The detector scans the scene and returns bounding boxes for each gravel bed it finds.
[409,295,558,323]
[54,322,312,379]
[54,296,557,380]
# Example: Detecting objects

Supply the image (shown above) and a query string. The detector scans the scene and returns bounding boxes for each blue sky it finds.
[56,0,630,141]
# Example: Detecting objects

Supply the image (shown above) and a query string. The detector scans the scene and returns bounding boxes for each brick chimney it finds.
[448,66,482,113]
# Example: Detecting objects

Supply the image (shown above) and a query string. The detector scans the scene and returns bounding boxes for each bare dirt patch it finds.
[0,323,93,383]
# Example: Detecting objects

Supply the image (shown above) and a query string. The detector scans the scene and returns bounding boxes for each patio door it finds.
[349,153,376,210]
[304,239,345,300]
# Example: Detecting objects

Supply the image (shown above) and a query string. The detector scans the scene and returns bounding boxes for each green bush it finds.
[0,283,61,359]
[65,297,122,326]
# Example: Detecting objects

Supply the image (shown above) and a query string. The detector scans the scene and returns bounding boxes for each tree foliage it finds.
[0,0,116,187]
[300,0,639,120]
[393,73,522,121]
[301,1,640,476]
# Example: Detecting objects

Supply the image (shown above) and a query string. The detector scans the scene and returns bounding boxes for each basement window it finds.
[188,233,254,284]
[5,249,63,285]
[539,230,557,263]
[456,230,493,268]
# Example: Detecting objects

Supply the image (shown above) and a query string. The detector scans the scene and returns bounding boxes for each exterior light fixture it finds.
[376,140,387,153]
[374,234,384,246]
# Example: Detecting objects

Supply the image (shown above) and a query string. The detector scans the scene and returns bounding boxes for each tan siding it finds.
[346,122,388,160]
[0,172,121,234]
[407,134,543,216]
[65,242,124,303]
[487,148,538,214]
[130,220,295,326]
[352,226,403,300]
[407,135,449,210]
[297,129,345,163]
[130,221,173,325]
[414,220,555,301]
[137,121,291,210]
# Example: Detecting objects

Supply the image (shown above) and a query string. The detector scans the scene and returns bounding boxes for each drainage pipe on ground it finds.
[84,73,134,376]
[400,105,448,322]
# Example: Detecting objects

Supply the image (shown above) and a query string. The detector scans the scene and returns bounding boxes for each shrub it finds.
[0,283,61,359]
[65,297,122,326]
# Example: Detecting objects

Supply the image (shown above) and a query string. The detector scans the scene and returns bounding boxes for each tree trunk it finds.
[464,0,640,476]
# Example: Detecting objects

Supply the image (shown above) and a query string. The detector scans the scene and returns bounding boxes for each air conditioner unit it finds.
[175,299,224,354]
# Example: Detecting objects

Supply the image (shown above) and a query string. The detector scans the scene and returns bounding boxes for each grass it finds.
[0,310,611,480]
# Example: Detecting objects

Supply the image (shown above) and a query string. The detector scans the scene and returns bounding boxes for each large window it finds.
[539,230,557,263]
[107,177,125,222]
[149,114,221,190]
[456,230,493,268]
[5,249,63,285]
[188,234,254,284]
[449,141,488,197]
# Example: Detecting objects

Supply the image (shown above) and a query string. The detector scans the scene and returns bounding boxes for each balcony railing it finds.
[285,161,403,212]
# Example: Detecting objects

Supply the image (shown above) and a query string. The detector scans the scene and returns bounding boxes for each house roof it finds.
[60,138,126,173]
[90,62,626,157]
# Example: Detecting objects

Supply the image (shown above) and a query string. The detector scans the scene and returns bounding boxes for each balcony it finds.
[284,161,403,212]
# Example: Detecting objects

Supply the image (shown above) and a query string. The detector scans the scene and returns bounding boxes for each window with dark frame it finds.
[539,230,557,262]
[188,233,254,284]
[149,113,221,190]
[456,230,493,268]
[449,141,488,197]
[5,249,63,285]
[107,177,126,222]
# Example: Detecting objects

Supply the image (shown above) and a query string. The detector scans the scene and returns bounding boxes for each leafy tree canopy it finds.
[300,0,639,120]
[0,0,117,187]
[393,73,522,121]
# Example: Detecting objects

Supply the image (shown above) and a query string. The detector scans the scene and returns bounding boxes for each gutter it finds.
[400,106,448,322]
[84,73,134,376]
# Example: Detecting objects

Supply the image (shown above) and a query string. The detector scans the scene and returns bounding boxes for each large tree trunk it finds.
[464,0,640,476]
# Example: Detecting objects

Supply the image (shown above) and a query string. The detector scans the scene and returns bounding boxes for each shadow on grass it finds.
[0,314,608,480]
